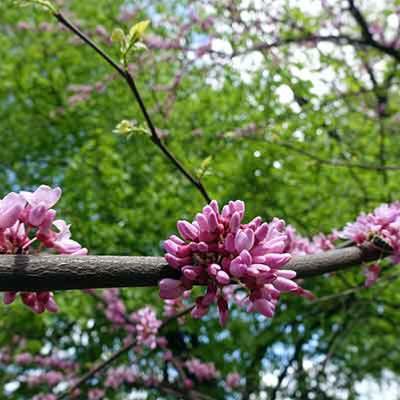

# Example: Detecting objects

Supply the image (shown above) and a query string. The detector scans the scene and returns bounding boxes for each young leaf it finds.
[111,28,125,44]
[128,20,150,43]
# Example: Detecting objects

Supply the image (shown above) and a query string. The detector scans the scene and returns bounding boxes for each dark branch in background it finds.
[368,63,389,188]
[0,244,388,292]
[53,12,211,203]
[270,335,306,400]
[273,141,400,171]
[235,34,400,62]
[57,305,194,400]
[347,0,373,43]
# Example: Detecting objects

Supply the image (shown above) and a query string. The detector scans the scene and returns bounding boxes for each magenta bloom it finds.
[364,263,381,288]
[159,200,312,324]
[0,192,26,229]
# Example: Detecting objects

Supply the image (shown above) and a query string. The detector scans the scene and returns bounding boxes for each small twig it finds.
[53,12,211,203]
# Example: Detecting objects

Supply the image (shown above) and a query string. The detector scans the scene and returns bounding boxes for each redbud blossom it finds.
[341,202,400,286]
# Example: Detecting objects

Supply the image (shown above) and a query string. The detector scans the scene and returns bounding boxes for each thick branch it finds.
[0,245,385,292]
[347,0,374,43]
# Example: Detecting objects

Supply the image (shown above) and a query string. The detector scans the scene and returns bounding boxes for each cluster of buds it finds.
[1,185,87,313]
[285,225,338,256]
[159,200,313,325]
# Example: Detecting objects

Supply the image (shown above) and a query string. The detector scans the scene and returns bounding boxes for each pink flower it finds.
[88,389,105,400]
[226,372,241,388]
[0,192,25,229]
[21,185,61,209]
[102,288,127,326]
[3,292,17,305]
[21,185,61,228]
[105,366,138,389]
[364,263,381,287]
[159,278,185,299]
[15,352,33,365]
[16,21,33,31]
[160,200,310,324]
[131,307,162,349]
[185,358,219,381]
[39,219,88,255]
[0,185,87,314]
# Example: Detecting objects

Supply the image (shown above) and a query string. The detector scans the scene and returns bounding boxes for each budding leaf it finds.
[111,28,125,44]
[114,19,150,68]
[197,156,213,179]
[113,120,135,135]
[113,120,150,138]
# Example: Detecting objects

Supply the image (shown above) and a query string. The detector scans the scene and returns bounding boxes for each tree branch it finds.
[272,141,400,171]
[0,244,387,292]
[235,33,400,63]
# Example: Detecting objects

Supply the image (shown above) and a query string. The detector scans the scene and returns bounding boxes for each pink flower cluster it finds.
[99,290,167,351]
[102,288,127,326]
[15,352,76,371]
[105,366,139,389]
[130,306,162,349]
[340,202,400,286]
[341,203,400,252]
[1,185,87,313]
[67,82,106,107]
[184,358,219,381]
[285,225,337,256]
[159,200,313,325]
[25,371,64,387]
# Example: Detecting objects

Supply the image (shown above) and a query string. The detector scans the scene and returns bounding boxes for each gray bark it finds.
[0,244,384,291]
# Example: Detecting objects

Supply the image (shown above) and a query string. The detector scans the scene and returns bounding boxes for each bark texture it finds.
[0,244,385,291]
